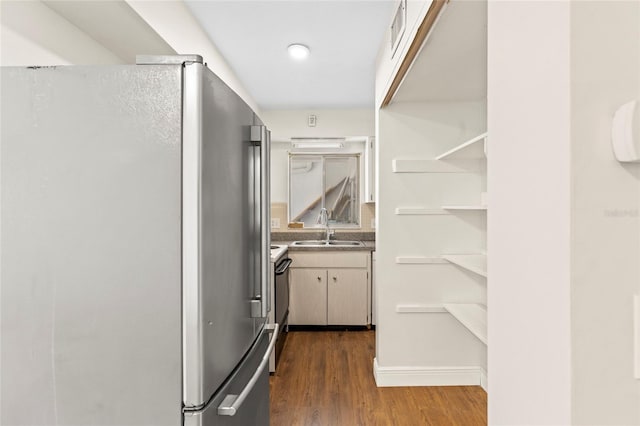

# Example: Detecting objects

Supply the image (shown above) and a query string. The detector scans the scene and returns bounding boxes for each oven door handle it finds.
[275,258,292,275]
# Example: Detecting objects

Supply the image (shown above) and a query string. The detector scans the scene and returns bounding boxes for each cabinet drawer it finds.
[289,251,369,268]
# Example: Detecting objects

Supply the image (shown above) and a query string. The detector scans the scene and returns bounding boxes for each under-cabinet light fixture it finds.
[291,142,344,149]
[290,138,345,150]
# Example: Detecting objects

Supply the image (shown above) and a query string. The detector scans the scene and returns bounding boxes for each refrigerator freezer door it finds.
[182,63,269,408]
[183,330,271,426]
[1,65,183,425]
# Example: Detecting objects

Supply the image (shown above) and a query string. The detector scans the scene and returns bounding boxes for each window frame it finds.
[287,153,361,229]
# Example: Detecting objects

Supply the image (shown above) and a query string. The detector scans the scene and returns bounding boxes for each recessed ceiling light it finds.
[287,44,310,60]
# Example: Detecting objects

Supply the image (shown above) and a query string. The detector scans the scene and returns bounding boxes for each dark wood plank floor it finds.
[269,330,487,426]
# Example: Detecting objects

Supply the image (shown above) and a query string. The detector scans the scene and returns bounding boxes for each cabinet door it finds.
[327,269,368,325]
[289,268,327,325]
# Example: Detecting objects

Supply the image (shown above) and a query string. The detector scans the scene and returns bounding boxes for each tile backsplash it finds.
[270,202,375,233]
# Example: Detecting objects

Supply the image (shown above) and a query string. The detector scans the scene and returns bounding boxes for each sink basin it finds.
[290,240,364,247]
[290,240,328,246]
[328,241,364,246]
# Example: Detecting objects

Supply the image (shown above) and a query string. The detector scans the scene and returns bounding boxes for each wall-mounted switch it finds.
[271,218,280,229]
[308,114,317,127]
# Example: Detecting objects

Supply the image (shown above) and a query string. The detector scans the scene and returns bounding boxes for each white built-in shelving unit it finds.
[389,132,489,340]
[394,207,449,215]
[390,128,489,349]
[443,303,487,345]
[438,130,488,344]
[435,132,488,160]
[392,159,483,173]
[396,304,447,313]
[442,205,487,211]
[437,133,488,213]
[395,256,448,264]
[442,254,487,277]
[376,0,489,389]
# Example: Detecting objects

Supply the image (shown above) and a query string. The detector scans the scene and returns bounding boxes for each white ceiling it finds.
[184,0,395,110]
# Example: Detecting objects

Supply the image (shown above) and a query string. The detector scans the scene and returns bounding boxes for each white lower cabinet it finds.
[289,268,327,325]
[289,251,371,326]
[327,269,368,325]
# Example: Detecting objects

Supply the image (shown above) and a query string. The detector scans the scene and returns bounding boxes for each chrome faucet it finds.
[316,207,333,242]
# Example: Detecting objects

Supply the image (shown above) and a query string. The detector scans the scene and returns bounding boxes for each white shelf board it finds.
[392,159,484,173]
[444,303,487,345]
[442,254,487,277]
[442,205,487,211]
[395,207,449,215]
[396,304,447,313]
[436,132,488,160]
[396,256,448,264]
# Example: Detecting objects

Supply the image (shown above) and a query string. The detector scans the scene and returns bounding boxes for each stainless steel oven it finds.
[273,257,291,369]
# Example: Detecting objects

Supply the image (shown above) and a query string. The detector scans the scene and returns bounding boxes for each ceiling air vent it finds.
[390,0,406,58]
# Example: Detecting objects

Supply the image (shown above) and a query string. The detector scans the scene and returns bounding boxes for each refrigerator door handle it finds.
[250,125,271,318]
[217,323,279,416]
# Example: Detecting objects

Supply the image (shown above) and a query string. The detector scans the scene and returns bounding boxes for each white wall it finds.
[266,109,374,204]
[376,101,487,385]
[489,2,640,424]
[487,1,572,424]
[1,26,67,66]
[570,1,640,424]
[261,109,374,142]
[0,1,260,115]
[0,1,123,66]
[126,0,260,115]
[271,142,290,204]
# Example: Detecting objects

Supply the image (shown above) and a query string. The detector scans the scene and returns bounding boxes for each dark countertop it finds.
[272,231,375,242]
[272,231,376,252]
[282,240,375,252]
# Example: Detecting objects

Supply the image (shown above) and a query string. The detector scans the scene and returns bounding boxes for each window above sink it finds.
[289,154,360,228]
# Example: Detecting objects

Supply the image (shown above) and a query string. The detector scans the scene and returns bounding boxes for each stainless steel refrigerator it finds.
[0,55,276,426]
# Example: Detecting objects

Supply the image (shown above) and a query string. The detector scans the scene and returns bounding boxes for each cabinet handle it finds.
[317,276,321,281]
[333,277,337,282]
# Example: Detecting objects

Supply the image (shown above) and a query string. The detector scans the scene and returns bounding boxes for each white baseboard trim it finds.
[373,358,485,388]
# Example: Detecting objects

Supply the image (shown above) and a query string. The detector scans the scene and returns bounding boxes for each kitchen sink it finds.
[290,240,364,247]
[290,240,328,246]
[327,241,364,246]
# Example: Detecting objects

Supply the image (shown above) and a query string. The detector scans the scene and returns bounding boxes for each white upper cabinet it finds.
[374,0,434,108]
